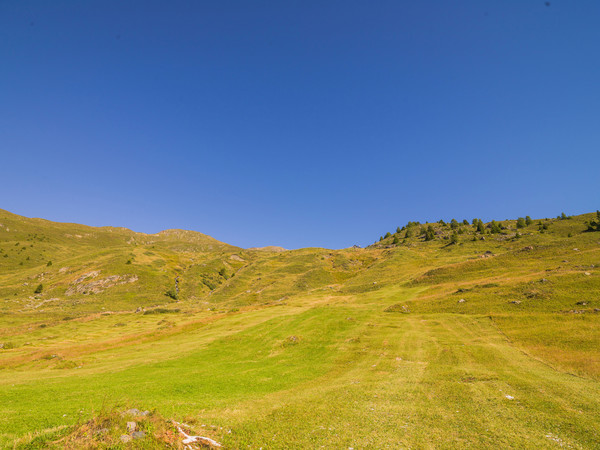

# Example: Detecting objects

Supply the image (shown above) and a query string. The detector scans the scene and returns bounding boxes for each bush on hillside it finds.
[476,219,485,233]
[34,284,43,294]
[586,211,600,231]
[425,225,435,241]
[516,217,526,229]
[490,221,502,234]
[164,288,178,300]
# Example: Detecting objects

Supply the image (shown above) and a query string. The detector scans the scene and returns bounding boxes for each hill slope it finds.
[1,209,599,448]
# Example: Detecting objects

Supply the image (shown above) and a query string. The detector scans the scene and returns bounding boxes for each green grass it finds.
[1,208,600,448]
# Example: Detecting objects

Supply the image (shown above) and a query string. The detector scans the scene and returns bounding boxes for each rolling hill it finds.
[1,208,599,448]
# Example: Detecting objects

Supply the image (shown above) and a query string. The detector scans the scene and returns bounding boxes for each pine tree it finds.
[525,216,533,226]
[476,219,485,233]
[384,232,392,239]
[450,232,458,245]
[425,225,435,241]
[450,219,459,229]
[516,217,526,229]
[490,221,501,234]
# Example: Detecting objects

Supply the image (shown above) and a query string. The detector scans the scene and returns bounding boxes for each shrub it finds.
[384,232,392,239]
[516,217,526,229]
[164,289,178,300]
[586,213,600,232]
[46,261,52,266]
[202,278,218,290]
[425,226,435,241]
[476,219,485,234]
[450,232,458,245]
[392,235,400,245]
[34,284,43,294]
[490,221,502,234]
[143,308,180,315]
[525,216,533,226]
[450,219,459,229]
[462,219,469,225]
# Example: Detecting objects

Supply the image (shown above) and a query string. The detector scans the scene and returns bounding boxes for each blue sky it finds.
[1,1,599,249]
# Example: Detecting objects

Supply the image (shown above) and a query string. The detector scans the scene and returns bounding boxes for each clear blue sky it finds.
[1,1,599,249]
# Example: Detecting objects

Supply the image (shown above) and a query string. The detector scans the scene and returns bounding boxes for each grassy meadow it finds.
[0,208,599,448]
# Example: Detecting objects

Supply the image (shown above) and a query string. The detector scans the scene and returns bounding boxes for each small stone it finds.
[120,434,132,443]
[510,300,522,304]
[127,421,137,432]
[132,431,146,439]
[584,272,591,276]
[458,299,465,303]
[505,395,514,400]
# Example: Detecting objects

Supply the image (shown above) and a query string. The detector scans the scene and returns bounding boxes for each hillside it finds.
[1,209,599,448]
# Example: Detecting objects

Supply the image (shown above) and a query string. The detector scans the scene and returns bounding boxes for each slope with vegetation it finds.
[1,208,599,448]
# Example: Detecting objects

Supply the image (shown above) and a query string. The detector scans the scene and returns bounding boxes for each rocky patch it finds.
[66,271,138,296]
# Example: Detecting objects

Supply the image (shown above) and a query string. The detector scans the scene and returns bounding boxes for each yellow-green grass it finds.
[1,209,600,447]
